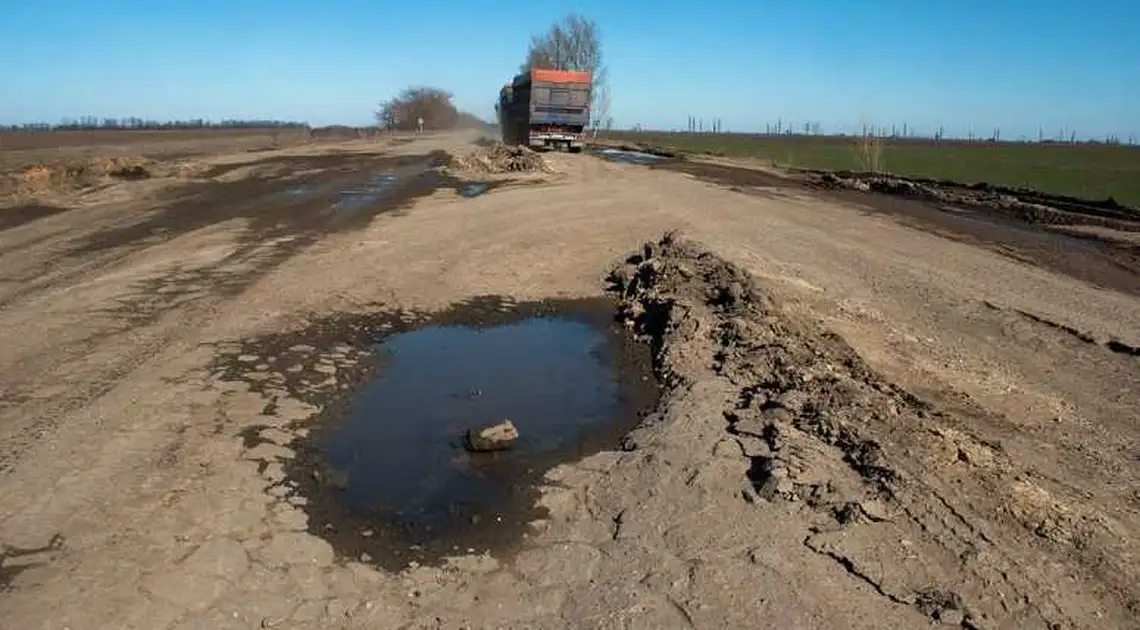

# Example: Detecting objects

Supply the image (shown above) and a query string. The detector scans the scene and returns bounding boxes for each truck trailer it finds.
[497,68,592,152]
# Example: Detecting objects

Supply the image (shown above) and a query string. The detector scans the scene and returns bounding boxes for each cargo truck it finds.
[496,69,592,152]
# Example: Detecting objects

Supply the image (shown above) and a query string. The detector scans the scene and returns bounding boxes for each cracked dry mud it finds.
[1,131,1138,629]
[610,233,1139,628]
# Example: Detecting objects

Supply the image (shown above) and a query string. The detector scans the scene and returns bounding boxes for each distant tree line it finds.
[1,118,307,132]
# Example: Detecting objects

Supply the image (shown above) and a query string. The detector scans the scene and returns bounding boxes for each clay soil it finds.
[0,128,319,168]
[0,131,1138,629]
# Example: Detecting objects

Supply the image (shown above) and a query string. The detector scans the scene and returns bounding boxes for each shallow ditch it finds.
[212,295,659,571]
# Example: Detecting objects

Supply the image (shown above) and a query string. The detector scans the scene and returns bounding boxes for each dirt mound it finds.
[812,171,1140,231]
[448,143,550,173]
[1,156,157,197]
[96,157,154,180]
[607,231,1138,628]
[609,231,906,493]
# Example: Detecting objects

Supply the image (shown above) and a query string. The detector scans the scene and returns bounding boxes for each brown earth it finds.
[0,128,310,153]
[649,157,1140,297]
[0,127,421,175]
[0,131,1137,629]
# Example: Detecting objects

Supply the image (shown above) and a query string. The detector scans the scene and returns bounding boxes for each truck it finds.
[496,68,592,152]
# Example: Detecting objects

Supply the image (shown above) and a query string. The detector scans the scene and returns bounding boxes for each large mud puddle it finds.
[227,151,503,219]
[333,159,436,211]
[214,296,657,571]
[268,152,500,213]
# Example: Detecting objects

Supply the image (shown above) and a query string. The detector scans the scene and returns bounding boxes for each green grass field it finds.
[602,131,1140,207]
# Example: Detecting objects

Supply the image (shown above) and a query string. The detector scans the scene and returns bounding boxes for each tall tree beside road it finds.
[521,14,610,134]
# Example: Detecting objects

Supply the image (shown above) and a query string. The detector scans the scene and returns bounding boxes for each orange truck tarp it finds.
[530,69,591,84]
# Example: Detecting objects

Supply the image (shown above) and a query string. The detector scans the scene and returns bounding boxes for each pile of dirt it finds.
[448,143,550,174]
[609,231,908,496]
[606,231,1138,628]
[1,156,157,197]
[812,171,1140,231]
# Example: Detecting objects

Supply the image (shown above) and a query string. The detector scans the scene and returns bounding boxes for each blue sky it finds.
[1,0,1137,139]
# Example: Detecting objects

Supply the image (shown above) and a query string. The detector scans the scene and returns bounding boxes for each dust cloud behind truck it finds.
[496,69,592,152]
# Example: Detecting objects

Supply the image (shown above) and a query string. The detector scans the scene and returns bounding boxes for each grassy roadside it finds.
[602,131,1140,207]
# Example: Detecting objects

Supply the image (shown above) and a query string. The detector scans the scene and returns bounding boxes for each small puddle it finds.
[260,152,502,215]
[460,182,490,198]
[322,303,651,542]
[592,147,666,165]
[219,296,658,571]
[281,186,312,198]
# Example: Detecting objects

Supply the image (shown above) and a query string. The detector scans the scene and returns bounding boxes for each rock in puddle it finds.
[465,420,519,452]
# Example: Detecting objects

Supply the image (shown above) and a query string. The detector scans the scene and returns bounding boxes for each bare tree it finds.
[522,13,609,132]
[856,122,884,172]
[522,14,600,73]
[376,87,460,132]
[592,81,611,137]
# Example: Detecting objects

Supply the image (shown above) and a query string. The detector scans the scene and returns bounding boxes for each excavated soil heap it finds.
[449,143,551,174]
[2,156,156,197]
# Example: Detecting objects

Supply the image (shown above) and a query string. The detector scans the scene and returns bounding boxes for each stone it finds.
[859,498,895,522]
[725,281,745,304]
[465,420,519,452]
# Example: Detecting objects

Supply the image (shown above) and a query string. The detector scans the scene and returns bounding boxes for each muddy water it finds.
[460,182,490,198]
[334,159,438,211]
[591,147,666,165]
[219,296,658,571]
[332,161,498,209]
[318,306,653,545]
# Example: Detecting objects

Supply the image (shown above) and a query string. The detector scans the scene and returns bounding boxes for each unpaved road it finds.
[1,131,1138,629]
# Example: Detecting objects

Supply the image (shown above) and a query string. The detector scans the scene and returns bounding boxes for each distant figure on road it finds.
[417,117,424,134]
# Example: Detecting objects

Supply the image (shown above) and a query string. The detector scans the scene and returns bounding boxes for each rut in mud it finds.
[607,232,1140,628]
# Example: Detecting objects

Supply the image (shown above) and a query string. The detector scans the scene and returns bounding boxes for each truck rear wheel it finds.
[568,146,583,154]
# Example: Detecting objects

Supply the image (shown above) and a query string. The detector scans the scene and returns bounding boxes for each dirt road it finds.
[1,132,1137,629]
